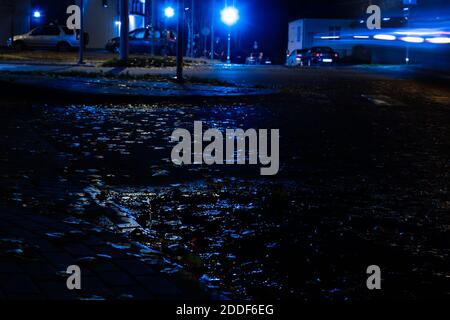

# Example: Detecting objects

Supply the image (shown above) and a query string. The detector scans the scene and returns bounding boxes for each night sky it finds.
[240,0,367,61]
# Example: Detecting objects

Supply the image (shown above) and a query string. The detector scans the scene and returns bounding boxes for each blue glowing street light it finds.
[33,10,42,18]
[221,6,239,64]
[30,10,42,30]
[221,6,239,27]
[164,6,175,18]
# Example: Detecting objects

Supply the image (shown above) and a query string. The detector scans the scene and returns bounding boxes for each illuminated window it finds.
[130,0,145,16]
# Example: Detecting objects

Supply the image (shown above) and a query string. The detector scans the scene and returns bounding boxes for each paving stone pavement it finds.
[0,206,207,300]
[0,105,209,301]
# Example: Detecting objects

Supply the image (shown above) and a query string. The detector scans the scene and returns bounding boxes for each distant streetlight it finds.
[164,7,175,18]
[33,11,42,18]
[220,7,239,27]
[220,6,239,64]
[30,10,42,30]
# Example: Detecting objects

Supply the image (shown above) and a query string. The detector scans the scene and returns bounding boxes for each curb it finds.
[0,74,277,101]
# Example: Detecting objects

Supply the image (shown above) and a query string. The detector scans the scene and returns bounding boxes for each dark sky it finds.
[236,0,371,61]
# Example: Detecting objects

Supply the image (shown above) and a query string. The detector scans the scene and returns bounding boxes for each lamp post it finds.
[176,0,184,82]
[150,0,156,56]
[119,0,129,61]
[210,0,215,61]
[164,5,175,42]
[220,6,239,64]
[78,0,85,64]
[403,0,418,64]
[30,9,42,30]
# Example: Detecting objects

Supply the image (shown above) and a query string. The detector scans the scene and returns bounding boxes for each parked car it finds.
[286,49,308,66]
[12,25,88,51]
[245,52,272,65]
[245,53,258,65]
[106,28,176,56]
[303,47,339,66]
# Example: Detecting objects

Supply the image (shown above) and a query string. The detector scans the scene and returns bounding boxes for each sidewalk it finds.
[0,62,276,98]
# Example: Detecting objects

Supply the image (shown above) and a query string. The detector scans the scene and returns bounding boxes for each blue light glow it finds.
[221,7,239,26]
[129,14,136,30]
[164,7,175,18]
[426,36,450,44]
[374,34,397,41]
[400,36,425,43]
[33,10,41,18]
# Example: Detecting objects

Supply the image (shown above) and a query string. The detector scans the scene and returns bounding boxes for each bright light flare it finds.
[164,7,175,18]
[320,36,340,39]
[33,11,41,18]
[426,37,450,44]
[221,7,239,26]
[400,36,425,43]
[373,34,396,41]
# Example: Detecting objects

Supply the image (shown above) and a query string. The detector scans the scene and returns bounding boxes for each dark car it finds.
[106,28,176,56]
[286,49,308,66]
[303,47,339,66]
[245,52,272,65]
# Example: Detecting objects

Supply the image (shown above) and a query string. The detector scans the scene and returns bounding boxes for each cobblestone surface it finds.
[0,205,206,300]
[0,104,207,300]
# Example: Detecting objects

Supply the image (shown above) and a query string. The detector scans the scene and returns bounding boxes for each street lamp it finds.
[221,6,239,27]
[119,0,129,61]
[30,9,42,31]
[78,0,85,64]
[176,0,184,82]
[164,7,175,18]
[220,6,239,64]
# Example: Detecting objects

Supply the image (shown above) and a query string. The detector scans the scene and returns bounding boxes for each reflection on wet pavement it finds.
[2,99,450,300]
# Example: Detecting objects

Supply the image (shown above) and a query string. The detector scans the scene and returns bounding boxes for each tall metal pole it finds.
[151,0,155,56]
[226,30,231,64]
[191,0,194,58]
[10,3,15,46]
[176,0,184,82]
[120,0,129,61]
[404,4,409,64]
[78,0,85,64]
[210,0,214,61]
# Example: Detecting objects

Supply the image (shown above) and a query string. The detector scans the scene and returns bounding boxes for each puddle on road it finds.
[7,102,448,300]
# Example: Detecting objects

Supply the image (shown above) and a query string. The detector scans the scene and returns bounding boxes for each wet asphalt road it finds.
[1,65,449,300]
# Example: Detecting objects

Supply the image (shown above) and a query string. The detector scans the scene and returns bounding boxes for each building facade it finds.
[0,0,31,47]
[74,0,146,49]
[288,1,450,67]
[288,19,355,57]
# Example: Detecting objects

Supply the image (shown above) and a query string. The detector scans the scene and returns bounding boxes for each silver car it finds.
[12,25,87,51]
